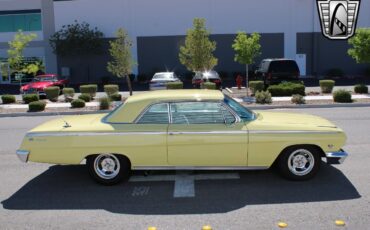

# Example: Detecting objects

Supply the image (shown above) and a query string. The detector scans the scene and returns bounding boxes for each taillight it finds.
[194,79,203,84]
[267,73,272,80]
[295,72,300,78]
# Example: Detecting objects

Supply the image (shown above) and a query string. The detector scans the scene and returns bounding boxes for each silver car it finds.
[149,72,181,90]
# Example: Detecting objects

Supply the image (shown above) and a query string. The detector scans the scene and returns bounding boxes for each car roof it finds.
[126,89,223,103]
[106,90,224,123]
[36,74,57,77]
[154,72,174,75]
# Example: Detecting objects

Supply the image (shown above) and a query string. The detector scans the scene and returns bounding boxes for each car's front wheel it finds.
[87,153,130,185]
[278,146,321,180]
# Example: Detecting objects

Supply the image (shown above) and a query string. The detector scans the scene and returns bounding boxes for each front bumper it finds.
[326,149,348,164]
[16,150,30,163]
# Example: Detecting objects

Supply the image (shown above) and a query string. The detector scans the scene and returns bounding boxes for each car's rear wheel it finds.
[278,146,321,180]
[87,153,130,185]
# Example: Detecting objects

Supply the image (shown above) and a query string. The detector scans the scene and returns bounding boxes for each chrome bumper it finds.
[16,150,30,163]
[326,149,348,164]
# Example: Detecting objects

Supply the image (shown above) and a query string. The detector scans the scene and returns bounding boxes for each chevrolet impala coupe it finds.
[16,90,348,185]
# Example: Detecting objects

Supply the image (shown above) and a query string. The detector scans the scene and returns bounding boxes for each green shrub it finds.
[333,90,352,103]
[354,84,368,94]
[255,90,272,104]
[62,87,75,102]
[22,94,39,104]
[80,84,97,98]
[78,94,91,102]
[166,82,183,89]
[28,101,46,112]
[267,82,305,96]
[291,94,306,104]
[249,81,264,94]
[327,68,343,77]
[319,80,335,93]
[201,82,216,90]
[109,93,122,101]
[104,84,119,96]
[44,86,60,102]
[71,99,85,108]
[99,97,110,110]
[1,95,16,104]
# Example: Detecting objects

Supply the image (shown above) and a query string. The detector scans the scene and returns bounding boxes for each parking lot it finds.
[0,107,369,229]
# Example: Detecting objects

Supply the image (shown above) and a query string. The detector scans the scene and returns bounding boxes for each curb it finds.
[0,110,109,118]
[0,103,369,118]
[247,103,370,110]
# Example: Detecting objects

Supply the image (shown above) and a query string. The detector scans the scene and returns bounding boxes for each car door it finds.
[167,101,248,167]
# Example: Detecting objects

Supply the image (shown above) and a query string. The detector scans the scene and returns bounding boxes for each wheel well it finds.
[85,153,132,169]
[272,144,325,166]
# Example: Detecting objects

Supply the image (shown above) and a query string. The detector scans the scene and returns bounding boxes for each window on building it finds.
[0,10,42,32]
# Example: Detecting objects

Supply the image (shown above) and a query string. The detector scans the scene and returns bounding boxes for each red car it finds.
[20,74,68,96]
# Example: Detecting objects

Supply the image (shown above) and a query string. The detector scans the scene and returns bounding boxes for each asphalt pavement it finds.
[0,107,369,229]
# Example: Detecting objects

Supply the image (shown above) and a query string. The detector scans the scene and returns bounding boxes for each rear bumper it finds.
[326,149,348,164]
[16,150,30,163]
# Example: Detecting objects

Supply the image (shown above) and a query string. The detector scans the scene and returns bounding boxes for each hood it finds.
[256,111,337,128]
[22,81,54,90]
[28,113,110,133]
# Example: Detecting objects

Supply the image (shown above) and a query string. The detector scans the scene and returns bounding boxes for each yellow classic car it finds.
[17,90,348,185]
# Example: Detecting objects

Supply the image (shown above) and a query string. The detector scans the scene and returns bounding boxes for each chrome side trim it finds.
[249,130,341,134]
[16,150,29,163]
[168,131,247,135]
[326,149,348,164]
[132,166,268,170]
[26,131,167,137]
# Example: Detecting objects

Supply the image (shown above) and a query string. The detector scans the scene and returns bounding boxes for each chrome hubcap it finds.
[94,154,120,179]
[288,149,315,176]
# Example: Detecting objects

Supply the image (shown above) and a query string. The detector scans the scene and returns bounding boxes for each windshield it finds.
[224,95,255,120]
[33,77,56,82]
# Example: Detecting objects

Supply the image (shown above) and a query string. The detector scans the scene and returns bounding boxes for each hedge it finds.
[62,88,75,102]
[319,80,335,93]
[291,94,305,104]
[80,84,97,98]
[1,95,16,104]
[267,82,305,96]
[354,84,368,94]
[28,101,46,112]
[201,82,216,90]
[255,90,272,104]
[166,82,183,89]
[44,86,60,102]
[104,84,119,96]
[109,93,122,101]
[99,97,110,110]
[23,94,39,104]
[78,94,91,102]
[249,81,264,94]
[333,90,352,103]
[71,99,85,108]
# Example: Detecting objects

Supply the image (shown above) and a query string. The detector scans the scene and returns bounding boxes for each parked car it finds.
[149,72,181,90]
[255,59,300,86]
[16,90,348,185]
[20,74,68,96]
[192,70,222,89]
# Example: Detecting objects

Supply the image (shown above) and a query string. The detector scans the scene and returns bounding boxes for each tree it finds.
[232,32,261,92]
[179,18,217,72]
[49,21,104,82]
[107,28,136,96]
[348,28,370,64]
[7,30,37,74]
[49,20,104,56]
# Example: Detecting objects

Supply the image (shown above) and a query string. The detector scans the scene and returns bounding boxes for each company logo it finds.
[317,0,360,40]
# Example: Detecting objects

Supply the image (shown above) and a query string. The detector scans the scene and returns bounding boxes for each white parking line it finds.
[130,172,240,198]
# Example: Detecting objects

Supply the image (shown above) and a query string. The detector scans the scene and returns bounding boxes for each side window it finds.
[137,103,169,124]
[170,102,235,124]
